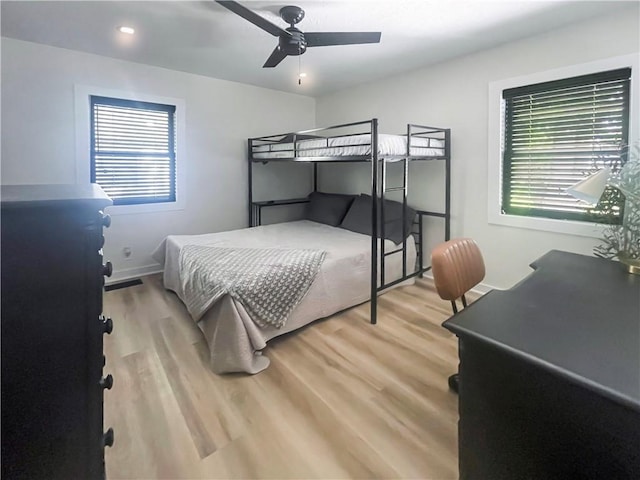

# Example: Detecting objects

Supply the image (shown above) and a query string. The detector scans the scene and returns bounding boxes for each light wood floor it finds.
[103,274,474,479]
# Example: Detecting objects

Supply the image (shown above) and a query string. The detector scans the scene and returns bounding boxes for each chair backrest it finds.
[431,238,485,302]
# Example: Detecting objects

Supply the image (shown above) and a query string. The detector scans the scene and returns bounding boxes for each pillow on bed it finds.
[305,192,356,227]
[339,194,416,244]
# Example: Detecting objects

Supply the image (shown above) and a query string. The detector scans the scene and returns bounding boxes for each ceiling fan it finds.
[215,1,382,68]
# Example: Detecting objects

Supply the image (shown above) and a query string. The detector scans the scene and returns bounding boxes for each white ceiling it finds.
[1,1,634,97]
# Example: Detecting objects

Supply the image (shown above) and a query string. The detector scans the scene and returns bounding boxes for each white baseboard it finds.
[421,271,497,296]
[106,264,163,285]
[107,265,498,294]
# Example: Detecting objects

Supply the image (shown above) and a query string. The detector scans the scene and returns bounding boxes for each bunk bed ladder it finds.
[380,156,409,288]
[375,124,412,325]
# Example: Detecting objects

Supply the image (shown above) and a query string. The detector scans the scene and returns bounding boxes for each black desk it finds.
[443,250,640,479]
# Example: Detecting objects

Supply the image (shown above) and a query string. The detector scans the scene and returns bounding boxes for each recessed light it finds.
[298,73,307,78]
[117,26,135,35]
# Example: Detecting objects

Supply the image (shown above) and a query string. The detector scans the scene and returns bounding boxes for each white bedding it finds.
[252,133,445,159]
[152,220,416,374]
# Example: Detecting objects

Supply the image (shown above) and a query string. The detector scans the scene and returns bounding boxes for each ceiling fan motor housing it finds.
[280,27,307,55]
[279,6,305,26]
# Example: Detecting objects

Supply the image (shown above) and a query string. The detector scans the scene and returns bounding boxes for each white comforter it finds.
[152,220,416,374]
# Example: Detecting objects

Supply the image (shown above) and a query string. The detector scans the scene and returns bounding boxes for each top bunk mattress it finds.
[251,133,446,159]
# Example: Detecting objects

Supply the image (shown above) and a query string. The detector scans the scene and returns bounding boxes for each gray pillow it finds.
[339,194,416,244]
[305,192,356,227]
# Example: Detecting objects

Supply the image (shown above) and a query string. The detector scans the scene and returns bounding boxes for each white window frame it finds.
[487,53,639,237]
[75,85,186,215]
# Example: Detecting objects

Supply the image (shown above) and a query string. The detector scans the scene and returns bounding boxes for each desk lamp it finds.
[567,166,640,274]
[566,167,640,205]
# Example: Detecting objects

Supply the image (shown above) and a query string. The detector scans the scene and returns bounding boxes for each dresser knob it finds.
[102,262,113,277]
[102,214,111,228]
[103,428,114,448]
[102,316,113,335]
[100,374,113,390]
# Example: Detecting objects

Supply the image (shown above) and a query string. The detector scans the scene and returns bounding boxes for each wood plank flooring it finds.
[103,274,475,479]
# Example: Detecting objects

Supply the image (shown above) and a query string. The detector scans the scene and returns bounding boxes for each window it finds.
[90,96,176,206]
[501,68,631,224]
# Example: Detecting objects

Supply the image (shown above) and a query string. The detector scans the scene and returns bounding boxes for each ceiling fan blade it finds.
[305,32,381,47]
[215,1,291,38]
[263,46,288,68]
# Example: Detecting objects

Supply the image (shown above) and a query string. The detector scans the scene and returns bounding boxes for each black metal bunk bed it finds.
[247,118,451,325]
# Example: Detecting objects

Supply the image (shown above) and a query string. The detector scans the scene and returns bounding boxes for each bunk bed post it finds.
[380,159,386,286]
[248,138,253,227]
[313,163,318,192]
[418,214,424,277]
[444,128,451,241]
[402,156,409,278]
[370,118,379,325]
[403,124,411,279]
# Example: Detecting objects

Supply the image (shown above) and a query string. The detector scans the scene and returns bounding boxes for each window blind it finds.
[91,96,176,205]
[502,68,630,222]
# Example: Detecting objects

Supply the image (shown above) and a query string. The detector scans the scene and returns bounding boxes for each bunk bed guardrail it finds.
[249,120,448,161]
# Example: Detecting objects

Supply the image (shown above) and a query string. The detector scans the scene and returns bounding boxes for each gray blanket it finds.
[179,245,326,328]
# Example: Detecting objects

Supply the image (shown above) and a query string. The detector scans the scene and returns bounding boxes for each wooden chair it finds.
[431,238,485,393]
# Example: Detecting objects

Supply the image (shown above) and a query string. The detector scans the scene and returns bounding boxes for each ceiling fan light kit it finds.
[215,1,381,68]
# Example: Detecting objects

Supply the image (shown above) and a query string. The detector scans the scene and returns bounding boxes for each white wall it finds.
[315,5,640,289]
[1,38,315,282]
[3,5,638,288]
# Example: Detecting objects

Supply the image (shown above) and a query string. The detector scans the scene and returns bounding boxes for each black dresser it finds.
[443,250,640,479]
[1,184,115,479]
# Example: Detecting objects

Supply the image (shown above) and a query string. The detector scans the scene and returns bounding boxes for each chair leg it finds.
[462,294,468,308]
[451,300,458,314]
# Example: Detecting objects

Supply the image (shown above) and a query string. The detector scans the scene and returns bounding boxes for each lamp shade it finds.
[565,167,611,206]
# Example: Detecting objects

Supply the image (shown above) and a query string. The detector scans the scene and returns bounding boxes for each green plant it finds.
[593,142,640,262]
